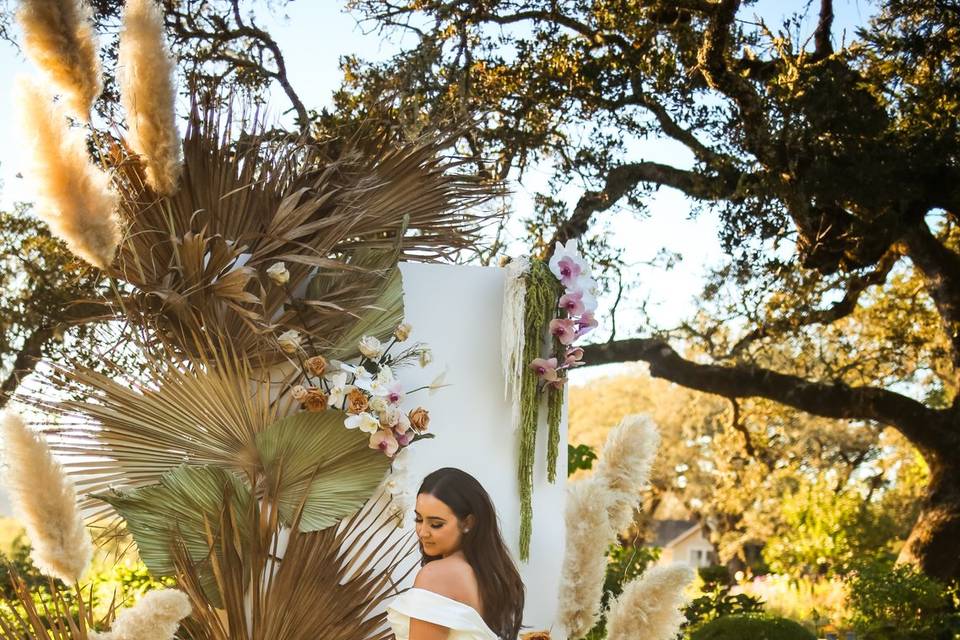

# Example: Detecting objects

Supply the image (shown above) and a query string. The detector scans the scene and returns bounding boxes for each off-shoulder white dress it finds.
[387,588,500,640]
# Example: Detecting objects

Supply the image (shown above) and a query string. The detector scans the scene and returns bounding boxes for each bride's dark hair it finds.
[418,467,525,640]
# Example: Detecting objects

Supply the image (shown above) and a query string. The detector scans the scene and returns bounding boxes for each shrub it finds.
[683,565,765,630]
[845,558,959,636]
[689,614,815,640]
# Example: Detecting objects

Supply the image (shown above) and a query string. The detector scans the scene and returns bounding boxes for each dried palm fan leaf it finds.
[106,98,501,362]
[173,488,417,640]
[19,332,388,527]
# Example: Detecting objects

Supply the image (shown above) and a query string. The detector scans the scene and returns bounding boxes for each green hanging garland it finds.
[517,259,562,560]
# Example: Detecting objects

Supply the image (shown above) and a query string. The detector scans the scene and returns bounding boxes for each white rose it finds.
[358,336,383,359]
[370,396,389,414]
[266,262,290,285]
[277,330,301,354]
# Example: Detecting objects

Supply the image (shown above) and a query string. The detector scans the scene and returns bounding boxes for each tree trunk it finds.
[898,449,960,582]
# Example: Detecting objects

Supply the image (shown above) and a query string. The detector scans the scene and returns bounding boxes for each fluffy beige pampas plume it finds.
[593,413,660,532]
[557,478,616,639]
[17,79,121,269]
[90,589,191,640]
[17,0,102,121]
[119,0,181,195]
[605,563,695,640]
[1,411,92,583]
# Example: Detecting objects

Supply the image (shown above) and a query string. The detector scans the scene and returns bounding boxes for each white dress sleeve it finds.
[387,588,500,640]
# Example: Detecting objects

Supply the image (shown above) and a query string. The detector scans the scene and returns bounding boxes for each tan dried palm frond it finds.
[20,340,280,518]
[107,99,501,362]
[175,490,418,640]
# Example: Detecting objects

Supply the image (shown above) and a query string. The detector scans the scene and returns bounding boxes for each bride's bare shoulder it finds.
[414,557,479,603]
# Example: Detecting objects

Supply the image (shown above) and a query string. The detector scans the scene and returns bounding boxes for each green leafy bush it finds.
[689,614,815,640]
[683,565,765,630]
[845,558,959,637]
[568,443,598,476]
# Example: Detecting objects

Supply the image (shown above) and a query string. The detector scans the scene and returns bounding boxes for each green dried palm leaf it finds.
[323,264,404,361]
[254,410,390,532]
[22,343,282,518]
[95,465,253,607]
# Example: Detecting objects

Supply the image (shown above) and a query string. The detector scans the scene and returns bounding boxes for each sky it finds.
[0,0,874,387]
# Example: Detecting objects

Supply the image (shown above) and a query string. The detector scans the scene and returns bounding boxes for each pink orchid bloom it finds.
[550,318,578,345]
[394,428,412,447]
[554,256,583,288]
[369,429,399,457]
[559,290,586,316]
[530,357,560,381]
[386,382,404,405]
[546,377,568,390]
[565,347,585,367]
[576,313,598,338]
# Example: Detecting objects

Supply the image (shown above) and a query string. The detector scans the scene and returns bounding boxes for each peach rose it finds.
[305,355,327,377]
[302,388,328,412]
[345,389,370,414]
[408,407,430,432]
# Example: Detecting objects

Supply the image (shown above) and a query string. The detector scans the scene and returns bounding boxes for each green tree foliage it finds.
[0,209,106,406]
[763,472,921,579]
[845,558,960,637]
[343,0,960,580]
[568,371,924,572]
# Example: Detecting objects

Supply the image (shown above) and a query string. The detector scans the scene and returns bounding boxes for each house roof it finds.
[649,519,700,547]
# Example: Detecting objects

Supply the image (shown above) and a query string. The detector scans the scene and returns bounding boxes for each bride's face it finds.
[415,493,466,557]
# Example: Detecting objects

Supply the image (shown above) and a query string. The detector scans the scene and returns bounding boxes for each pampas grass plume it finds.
[594,413,660,532]
[90,589,191,640]
[605,563,695,640]
[557,477,616,639]
[1,411,92,583]
[17,0,102,121]
[119,0,182,195]
[17,79,121,269]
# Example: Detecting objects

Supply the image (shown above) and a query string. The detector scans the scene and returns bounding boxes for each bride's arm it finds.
[408,563,454,640]
[409,617,451,640]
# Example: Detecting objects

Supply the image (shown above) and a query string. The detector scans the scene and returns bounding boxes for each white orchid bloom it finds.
[344,412,380,434]
[326,372,355,408]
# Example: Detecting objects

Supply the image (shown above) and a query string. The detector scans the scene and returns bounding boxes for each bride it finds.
[387,467,526,640]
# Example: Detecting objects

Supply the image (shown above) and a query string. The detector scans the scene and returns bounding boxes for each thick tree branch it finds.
[581,338,951,452]
[0,326,53,408]
[163,0,309,130]
[812,0,835,61]
[549,161,740,251]
[903,220,960,390]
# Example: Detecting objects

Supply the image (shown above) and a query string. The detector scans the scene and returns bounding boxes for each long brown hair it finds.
[418,467,525,639]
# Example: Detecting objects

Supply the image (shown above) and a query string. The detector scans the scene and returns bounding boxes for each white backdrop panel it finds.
[398,261,567,637]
